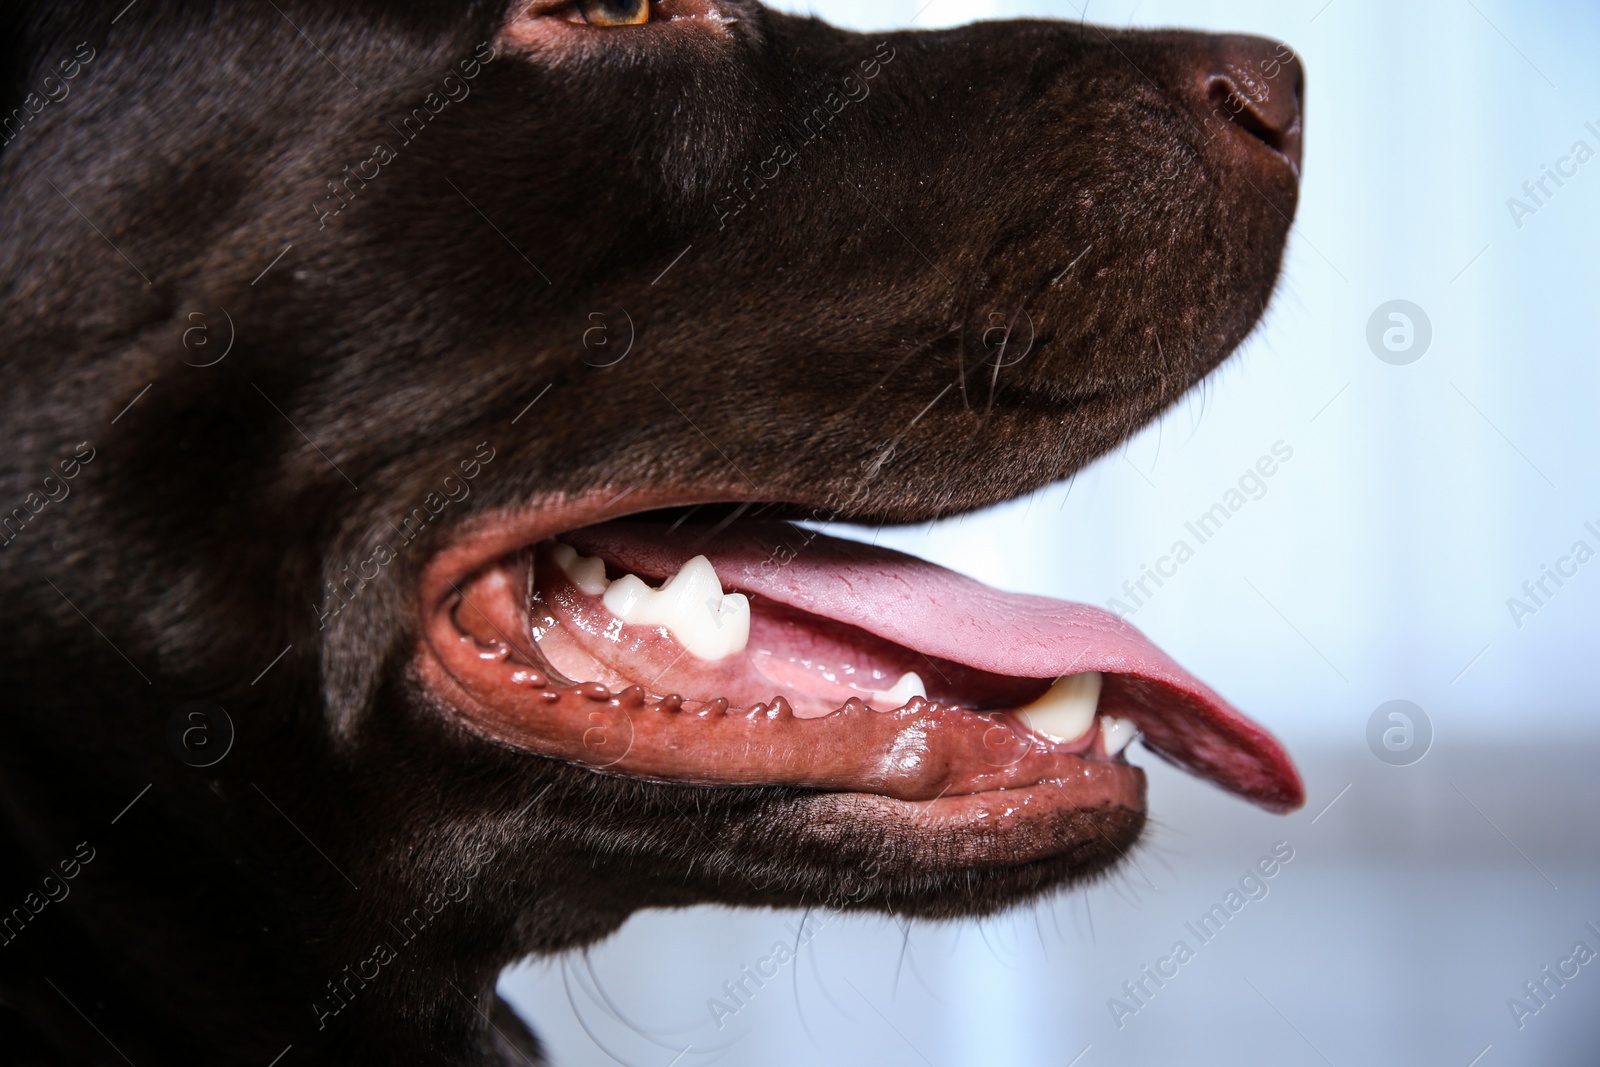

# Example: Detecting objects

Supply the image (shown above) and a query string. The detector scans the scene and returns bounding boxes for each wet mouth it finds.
[420,499,1302,868]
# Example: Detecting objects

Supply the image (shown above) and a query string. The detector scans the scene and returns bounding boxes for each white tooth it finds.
[1015,671,1102,743]
[1101,715,1139,757]
[600,554,750,661]
[870,671,925,709]
[550,543,612,596]
[568,556,610,596]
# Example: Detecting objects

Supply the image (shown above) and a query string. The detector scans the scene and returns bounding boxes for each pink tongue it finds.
[562,521,1304,813]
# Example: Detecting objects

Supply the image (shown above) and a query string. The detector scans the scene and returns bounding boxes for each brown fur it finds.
[0,1,1297,1061]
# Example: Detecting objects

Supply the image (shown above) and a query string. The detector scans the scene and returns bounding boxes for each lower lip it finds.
[803,764,1146,868]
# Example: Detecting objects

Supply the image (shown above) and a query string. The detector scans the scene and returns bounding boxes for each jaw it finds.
[415,487,1300,914]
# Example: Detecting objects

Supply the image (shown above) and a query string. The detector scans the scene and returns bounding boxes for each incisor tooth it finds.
[1015,671,1102,743]
[869,671,926,709]
[601,554,750,661]
[1101,716,1139,757]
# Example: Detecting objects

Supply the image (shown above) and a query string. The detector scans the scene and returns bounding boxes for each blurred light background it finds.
[502,1,1600,1063]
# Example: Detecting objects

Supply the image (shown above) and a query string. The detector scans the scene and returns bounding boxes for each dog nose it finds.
[1197,34,1304,174]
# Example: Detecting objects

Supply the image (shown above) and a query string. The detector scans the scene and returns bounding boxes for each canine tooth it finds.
[1101,715,1139,757]
[870,671,926,708]
[550,542,611,596]
[600,554,750,660]
[1015,671,1102,743]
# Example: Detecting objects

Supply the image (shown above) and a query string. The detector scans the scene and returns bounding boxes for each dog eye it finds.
[577,0,651,27]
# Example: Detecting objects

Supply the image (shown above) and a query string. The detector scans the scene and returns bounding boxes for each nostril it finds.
[1197,34,1305,174]
[1207,77,1285,155]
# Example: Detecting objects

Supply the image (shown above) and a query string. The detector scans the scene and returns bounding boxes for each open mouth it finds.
[420,496,1303,872]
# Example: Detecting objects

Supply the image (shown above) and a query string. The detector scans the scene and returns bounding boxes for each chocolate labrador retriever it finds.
[0,0,1304,1062]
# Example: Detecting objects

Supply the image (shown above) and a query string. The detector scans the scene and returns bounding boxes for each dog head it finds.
[0,0,1302,1060]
